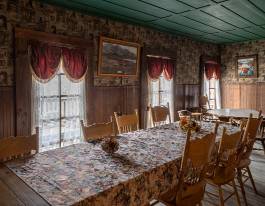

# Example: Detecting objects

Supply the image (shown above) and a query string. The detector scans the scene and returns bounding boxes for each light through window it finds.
[33,67,84,152]
[149,72,174,121]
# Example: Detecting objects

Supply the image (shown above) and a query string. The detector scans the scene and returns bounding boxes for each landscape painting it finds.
[98,37,140,77]
[237,55,258,79]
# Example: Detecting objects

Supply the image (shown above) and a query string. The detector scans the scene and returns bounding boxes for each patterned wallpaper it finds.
[0,0,219,87]
[221,40,265,83]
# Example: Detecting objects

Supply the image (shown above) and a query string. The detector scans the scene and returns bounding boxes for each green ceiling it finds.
[40,0,265,44]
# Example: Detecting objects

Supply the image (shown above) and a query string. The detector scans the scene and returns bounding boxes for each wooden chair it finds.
[200,95,210,111]
[205,128,242,206]
[255,110,265,154]
[236,113,263,205]
[154,130,216,206]
[114,109,139,134]
[80,120,114,141]
[256,119,265,153]
[150,103,171,127]
[0,128,39,162]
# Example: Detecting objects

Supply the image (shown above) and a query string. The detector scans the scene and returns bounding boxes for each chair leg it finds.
[237,169,248,206]
[232,179,241,206]
[261,139,265,155]
[246,166,258,194]
[218,185,225,206]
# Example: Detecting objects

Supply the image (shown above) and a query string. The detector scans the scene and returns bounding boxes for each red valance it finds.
[29,42,88,83]
[30,43,61,82]
[62,48,87,82]
[162,59,174,80]
[205,60,221,80]
[147,57,174,80]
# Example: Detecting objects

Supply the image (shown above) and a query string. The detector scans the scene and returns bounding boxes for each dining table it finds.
[207,108,262,119]
[0,122,239,206]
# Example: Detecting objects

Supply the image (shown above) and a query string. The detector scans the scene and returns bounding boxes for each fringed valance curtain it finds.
[29,42,87,83]
[62,48,87,82]
[147,57,174,80]
[30,42,61,83]
[204,60,221,80]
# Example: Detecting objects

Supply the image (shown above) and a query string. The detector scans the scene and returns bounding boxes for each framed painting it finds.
[98,36,140,77]
[237,55,258,79]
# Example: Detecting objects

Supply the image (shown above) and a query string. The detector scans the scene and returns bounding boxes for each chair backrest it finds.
[81,120,114,141]
[242,113,263,141]
[0,128,39,162]
[114,109,139,134]
[200,95,209,110]
[211,128,242,181]
[150,102,171,126]
[176,130,215,205]
[218,128,242,154]
[240,113,263,159]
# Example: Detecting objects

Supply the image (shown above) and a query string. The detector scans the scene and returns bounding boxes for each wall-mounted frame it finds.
[237,54,258,79]
[98,36,140,77]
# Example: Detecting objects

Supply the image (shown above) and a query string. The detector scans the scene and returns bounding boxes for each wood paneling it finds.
[86,86,139,125]
[175,84,200,112]
[221,83,265,112]
[221,83,240,108]
[0,87,15,138]
[16,39,32,136]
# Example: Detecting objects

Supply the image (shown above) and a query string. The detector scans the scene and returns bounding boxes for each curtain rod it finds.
[146,54,173,60]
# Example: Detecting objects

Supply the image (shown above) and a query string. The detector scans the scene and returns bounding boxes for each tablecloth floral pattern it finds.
[6,122,239,206]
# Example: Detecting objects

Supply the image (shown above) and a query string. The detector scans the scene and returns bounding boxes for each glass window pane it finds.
[39,75,60,152]
[209,78,215,88]
[209,89,215,99]
[209,100,216,109]
[61,75,82,147]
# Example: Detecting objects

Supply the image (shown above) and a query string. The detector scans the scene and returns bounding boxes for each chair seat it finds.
[158,181,205,206]
[206,170,235,185]
[237,158,251,169]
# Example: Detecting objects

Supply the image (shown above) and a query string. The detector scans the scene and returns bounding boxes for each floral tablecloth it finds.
[6,122,239,206]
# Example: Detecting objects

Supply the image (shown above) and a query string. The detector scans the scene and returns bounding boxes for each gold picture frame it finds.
[98,36,140,77]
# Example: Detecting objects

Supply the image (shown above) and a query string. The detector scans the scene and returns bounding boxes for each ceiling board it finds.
[39,0,265,44]
[183,11,236,31]
[167,15,220,34]
[202,4,252,28]
[154,19,206,36]
[228,28,263,39]
[103,0,172,18]
[244,26,265,37]
[250,0,265,12]
[140,0,192,14]
[176,0,214,8]
[222,0,265,25]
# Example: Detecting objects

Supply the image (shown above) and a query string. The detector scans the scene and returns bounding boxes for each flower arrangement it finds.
[179,116,201,132]
[101,136,119,154]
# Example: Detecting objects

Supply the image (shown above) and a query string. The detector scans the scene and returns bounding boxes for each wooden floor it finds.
[156,143,265,206]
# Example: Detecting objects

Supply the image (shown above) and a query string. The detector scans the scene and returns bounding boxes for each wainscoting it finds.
[221,83,265,112]
[0,87,15,137]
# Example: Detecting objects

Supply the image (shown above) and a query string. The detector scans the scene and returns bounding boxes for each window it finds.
[33,67,85,152]
[209,78,216,109]
[149,72,174,123]
[202,74,221,109]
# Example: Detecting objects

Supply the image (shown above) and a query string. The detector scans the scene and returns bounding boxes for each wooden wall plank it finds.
[0,87,15,138]
[221,82,265,112]
[15,39,32,136]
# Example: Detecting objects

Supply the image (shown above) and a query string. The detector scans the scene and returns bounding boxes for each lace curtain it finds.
[147,72,174,128]
[32,67,86,152]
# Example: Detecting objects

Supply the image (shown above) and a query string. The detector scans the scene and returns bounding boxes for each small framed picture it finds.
[237,55,258,79]
[98,36,140,77]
